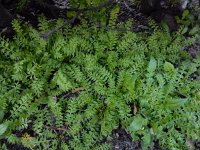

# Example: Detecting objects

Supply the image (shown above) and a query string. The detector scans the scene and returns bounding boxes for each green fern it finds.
[0,18,199,150]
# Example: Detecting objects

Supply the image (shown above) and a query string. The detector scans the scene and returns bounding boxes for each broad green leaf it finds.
[129,115,147,132]
[0,124,7,136]
[0,111,4,123]
[142,132,151,150]
[147,57,157,74]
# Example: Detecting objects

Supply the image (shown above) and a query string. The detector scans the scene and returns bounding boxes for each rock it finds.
[140,0,161,14]
[1,0,13,5]
[0,4,12,28]
[139,0,190,31]
[52,0,70,9]
[163,13,178,31]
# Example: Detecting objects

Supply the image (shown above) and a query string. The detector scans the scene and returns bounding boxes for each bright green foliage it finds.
[0,18,199,150]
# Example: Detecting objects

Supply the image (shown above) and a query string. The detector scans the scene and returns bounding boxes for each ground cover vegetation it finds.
[0,0,200,150]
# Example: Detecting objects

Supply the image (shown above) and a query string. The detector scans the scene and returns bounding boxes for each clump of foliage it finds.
[175,9,200,37]
[0,13,199,150]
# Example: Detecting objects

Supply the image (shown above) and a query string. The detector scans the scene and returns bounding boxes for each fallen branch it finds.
[123,0,134,12]
[44,125,68,132]
[39,11,80,39]
[55,87,85,100]
[39,0,117,39]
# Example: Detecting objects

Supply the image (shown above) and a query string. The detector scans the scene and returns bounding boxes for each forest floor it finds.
[0,0,200,150]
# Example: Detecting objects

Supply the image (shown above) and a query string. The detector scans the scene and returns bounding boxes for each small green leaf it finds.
[183,20,191,26]
[175,16,181,23]
[182,10,189,19]
[181,26,188,34]
[189,25,199,35]
[164,62,174,72]
[66,11,76,18]
[0,124,7,136]
[130,133,139,141]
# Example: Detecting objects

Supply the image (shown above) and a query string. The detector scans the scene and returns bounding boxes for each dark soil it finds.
[111,129,141,150]
[187,42,200,58]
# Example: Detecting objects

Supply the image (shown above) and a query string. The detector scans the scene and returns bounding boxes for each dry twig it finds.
[39,0,116,39]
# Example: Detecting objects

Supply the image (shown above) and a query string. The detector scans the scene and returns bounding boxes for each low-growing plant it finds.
[0,15,199,150]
